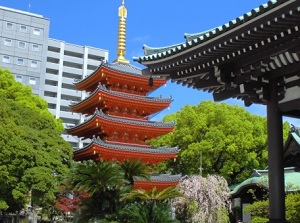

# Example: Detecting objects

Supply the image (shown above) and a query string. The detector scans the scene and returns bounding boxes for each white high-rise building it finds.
[0,6,109,148]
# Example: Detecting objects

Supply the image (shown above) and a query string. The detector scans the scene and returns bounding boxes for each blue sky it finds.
[1,0,298,125]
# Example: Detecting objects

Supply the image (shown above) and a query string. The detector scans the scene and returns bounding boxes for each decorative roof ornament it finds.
[114,0,129,64]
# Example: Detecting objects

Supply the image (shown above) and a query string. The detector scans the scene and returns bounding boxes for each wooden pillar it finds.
[266,80,286,223]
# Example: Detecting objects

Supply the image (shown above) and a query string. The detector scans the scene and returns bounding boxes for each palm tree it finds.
[64,160,179,222]
[120,186,182,202]
[65,160,127,222]
[118,201,179,223]
[65,160,126,195]
[120,159,150,185]
[119,186,182,222]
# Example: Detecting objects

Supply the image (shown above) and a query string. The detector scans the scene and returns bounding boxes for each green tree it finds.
[118,202,179,223]
[0,68,73,212]
[244,192,300,223]
[151,101,290,184]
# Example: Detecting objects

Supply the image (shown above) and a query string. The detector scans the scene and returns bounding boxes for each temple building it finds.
[67,0,180,191]
[134,0,300,222]
[230,125,300,222]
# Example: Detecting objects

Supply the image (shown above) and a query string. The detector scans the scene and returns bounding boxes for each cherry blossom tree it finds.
[173,175,231,223]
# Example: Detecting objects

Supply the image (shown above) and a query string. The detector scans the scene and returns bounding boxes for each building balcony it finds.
[46,62,59,70]
[61,88,81,97]
[47,51,60,59]
[43,96,58,104]
[45,73,59,81]
[62,66,83,77]
[61,76,76,85]
[59,111,80,120]
[44,85,58,92]
[63,55,83,65]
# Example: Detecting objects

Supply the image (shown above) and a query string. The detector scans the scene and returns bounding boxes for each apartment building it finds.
[0,6,109,148]
[0,6,49,95]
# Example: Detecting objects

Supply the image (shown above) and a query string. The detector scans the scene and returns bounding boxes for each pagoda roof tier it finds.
[66,109,175,141]
[74,61,167,94]
[73,137,179,164]
[133,174,181,191]
[70,83,172,116]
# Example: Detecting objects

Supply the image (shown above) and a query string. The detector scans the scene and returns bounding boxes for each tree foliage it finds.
[173,175,230,223]
[244,192,300,223]
[0,68,73,212]
[151,101,290,184]
[64,159,181,222]
[118,201,179,223]
[121,186,182,202]
[120,186,182,223]
[65,160,128,222]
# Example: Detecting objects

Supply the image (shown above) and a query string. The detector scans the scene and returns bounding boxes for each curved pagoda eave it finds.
[73,138,179,164]
[66,109,175,140]
[133,174,181,191]
[74,62,167,94]
[70,84,172,116]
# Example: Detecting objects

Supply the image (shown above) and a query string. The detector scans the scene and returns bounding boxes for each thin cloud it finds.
[130,35,151,43]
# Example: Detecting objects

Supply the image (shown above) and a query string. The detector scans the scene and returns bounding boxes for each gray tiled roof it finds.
[70,83,172,107]
[74,60,166,84]
[134,0,280,62]
[94,109,175,127]
[133,174,182,182]
[230,167,300,197]
[66,108,175,131]
[74,136,180,154]
[106,62,143,76]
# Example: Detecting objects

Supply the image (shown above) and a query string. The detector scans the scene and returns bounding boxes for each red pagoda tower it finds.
[67,0,180,191]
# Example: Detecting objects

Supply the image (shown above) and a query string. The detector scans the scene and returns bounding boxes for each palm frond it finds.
[121,186,182,202]
[121,159,150,182]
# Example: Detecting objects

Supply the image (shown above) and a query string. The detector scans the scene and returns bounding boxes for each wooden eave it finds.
[133,181,179,191]
[75,65,166,93]
[75,66,105,92]
[74,144,177,164]
[70,85,171,116]
[66,110,174,140]
[73,139,179,164]
[135,0,300,116]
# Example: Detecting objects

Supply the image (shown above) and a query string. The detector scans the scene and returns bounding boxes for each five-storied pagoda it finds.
[67,0,180,191]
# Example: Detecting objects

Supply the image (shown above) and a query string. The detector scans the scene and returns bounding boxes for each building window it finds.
[6,22,13,29]
[33,28,41,35]
[32,44,39,51]
[4,38,12,46]
[18,41,26,49]
[20,25,27,32]
[2,55,10,63]
[15,75,23,82]
[29,77,36,85]
[31,60,38,68]
[17,58,24,65]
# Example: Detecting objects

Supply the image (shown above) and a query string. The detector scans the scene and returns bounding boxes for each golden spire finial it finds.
[114,0,129,64]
